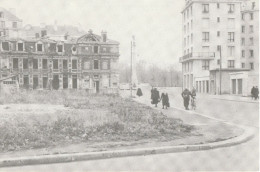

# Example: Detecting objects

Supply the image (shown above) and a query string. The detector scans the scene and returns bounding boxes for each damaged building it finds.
[0,29,120,93]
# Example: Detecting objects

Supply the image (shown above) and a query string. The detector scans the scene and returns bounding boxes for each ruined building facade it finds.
[0,30,120,93]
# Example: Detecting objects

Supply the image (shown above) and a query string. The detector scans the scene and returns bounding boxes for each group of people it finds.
[151,88,170,109]
[181,87,196,110]
[251,86,259,100]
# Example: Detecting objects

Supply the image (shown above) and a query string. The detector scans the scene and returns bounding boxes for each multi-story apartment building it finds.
[0,30,120,93]
[180,0,258,96]
[0,7,23,38]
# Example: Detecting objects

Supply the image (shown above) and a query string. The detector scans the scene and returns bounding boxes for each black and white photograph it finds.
[0,0,259,171]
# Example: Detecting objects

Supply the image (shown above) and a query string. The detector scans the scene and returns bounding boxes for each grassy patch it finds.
[0,91,195,152]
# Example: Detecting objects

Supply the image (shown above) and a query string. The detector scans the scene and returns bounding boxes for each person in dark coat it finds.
[136,88,143,97]
[251,86,255,100]
[181,88,191,110]
[161,93,169,109]
[151,88,160,107]
[255,86,259,100]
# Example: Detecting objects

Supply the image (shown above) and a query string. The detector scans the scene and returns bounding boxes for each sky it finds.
[0,0,185,70]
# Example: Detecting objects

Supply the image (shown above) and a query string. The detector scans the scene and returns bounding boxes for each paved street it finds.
[0,87,259,171]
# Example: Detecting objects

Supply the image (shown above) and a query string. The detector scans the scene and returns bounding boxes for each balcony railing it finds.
[179,52,215,62]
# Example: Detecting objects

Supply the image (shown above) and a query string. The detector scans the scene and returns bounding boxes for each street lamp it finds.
[217,45,222,95]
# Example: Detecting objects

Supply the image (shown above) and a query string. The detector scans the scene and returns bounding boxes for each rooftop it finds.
[0,7,22,22]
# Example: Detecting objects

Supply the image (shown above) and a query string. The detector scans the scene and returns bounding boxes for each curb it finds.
[210,97,259,104]
[0,125,255,168]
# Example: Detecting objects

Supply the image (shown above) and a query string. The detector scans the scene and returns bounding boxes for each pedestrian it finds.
[160,93,168,109]
[251,86,255,100]
[191,87,196,98]
[151,88,160,107]
[181,88,191,110]
[136,88,143,97]
[255,86,259,100]
[165,93,170,109]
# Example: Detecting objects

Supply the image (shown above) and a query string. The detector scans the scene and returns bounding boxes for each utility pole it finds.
[130,39,133,98]
[218,45,222,95]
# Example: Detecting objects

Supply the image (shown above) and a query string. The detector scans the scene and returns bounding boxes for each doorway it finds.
[232,79,236,94]
[52,75,59,90]
[238,79,242,94]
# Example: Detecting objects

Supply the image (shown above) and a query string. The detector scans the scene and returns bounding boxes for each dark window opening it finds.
[228,32,235,42]
[33,76,38,89]
[2,42,9,51]
[52,75,59,90]
[42,59,48,69]
[33,59,38,69]
[250,63,254,70]
[13,58,18,69]
[18,43,23,51]
[228,60,235,68]
[57,45,63,52]
[37,44,43,52]
[72,59,77,69]
[72,75,77,89]
[94,46,98,53]
[23,75,29,89]
[63,60,68,69]
[23,59,28,69]
[202,60,209,70]
[72,46,76,52]
[202,4,209,13]
[94,60,99,69]
[63,76,68,89]
[53,59,58,69]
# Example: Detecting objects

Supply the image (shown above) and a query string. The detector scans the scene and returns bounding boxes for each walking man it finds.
[181,88,191,110]
[251,86,255,100]
[255,86,259,100]
[151,88,160,107]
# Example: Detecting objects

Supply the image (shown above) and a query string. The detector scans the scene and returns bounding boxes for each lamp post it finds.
[217,45,222,95]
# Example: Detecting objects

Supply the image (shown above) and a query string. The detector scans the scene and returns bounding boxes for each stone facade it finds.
[0,30,120,93]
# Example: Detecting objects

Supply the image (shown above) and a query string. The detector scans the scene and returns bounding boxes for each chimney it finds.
[41,30,47,37]
[35,33,40,38]
[101,31,107,42]
[88,29,93,34]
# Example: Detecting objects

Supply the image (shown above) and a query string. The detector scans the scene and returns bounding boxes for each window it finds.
[250,50,254,57]
[57,45,63,52]
[63,60,68,69]
[94,46,98,53]
[252,2,255,9]
[94,60,99,69]
[242,13,244,20]
[13,58,18,69]
[241,63,245,68]
[241,26,245,33]
[250,13,253,20]
[202,32,209,42]
[217,3,220,8]
[2,42,9,51]
[217,59,220,65]
[190,6,192,15]
[102,61,109,70]
[183,12,186,21]
[202,60,209,70]
[53,59,58,69]
[191,20,193,30]
[241,38,245,45]
[228,18,235,29]
[23,59,28,69]
[228,60,235,68]
[184,25,186,34]
[249,25,253,33]
[33,59,38,69]
[217,17,220,22]
[17,42,23,51]
[187,9,189,18]
[242,50,245,57]
[187,23,189,33]
[217,31,220,37]
[37,43,43,52]
[250,38,254,45]
[12,22,17,28]
[84,61,90,70]
[202,4,209,13]
[250,63,254,70]
[202,18,209,28]
[191,34,193,44]
[228,46,235,57]
[228,4,235,13]
[72,59,77,69]
[42,59,47,69]
[228,32,235,42]
[0,12,3,18]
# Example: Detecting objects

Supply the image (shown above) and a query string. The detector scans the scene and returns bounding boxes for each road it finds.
[1,87,259,171]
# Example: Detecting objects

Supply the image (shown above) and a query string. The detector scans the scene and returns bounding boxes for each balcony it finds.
[179,52,215,63]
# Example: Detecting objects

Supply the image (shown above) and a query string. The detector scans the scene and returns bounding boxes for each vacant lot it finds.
[0,90,195,153]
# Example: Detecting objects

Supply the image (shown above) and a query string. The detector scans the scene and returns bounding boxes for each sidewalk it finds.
[209,94,259,103]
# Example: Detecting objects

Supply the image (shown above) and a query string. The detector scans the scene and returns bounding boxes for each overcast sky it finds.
[1,0,185,70]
